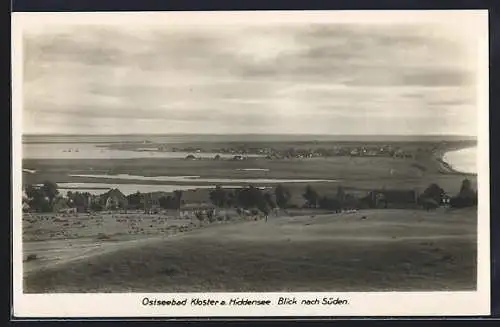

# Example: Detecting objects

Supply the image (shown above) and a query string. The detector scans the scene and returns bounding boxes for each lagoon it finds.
[56,183,263,196]
[22,143,262,160]
[57,173,338,196]
[68,173,338,184]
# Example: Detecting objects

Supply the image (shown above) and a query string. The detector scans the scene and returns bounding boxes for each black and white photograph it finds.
[12,10,490,317]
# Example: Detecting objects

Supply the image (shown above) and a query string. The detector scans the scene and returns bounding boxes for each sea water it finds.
[442,147,477,174]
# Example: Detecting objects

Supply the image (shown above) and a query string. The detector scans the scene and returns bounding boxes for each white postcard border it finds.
[11,10,491,318]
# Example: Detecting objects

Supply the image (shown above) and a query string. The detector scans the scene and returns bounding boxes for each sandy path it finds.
[23,235,169,275]
[23,218,242,274]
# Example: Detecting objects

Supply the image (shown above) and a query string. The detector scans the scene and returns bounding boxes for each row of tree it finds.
[418,179,477,209]
[204,184,356,214]
[23,178,477,214]
[205,178,478,213]
[207,185,277,216]
[23,181,60,212]
[206,184,293,214]
[157,191,183,210]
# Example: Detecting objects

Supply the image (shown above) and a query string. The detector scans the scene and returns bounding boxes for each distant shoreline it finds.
[22,133,478,137]
[434,145,477,176]
[22,134,477,144]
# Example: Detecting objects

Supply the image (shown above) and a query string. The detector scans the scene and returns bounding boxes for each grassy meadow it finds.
[23,208,477,293]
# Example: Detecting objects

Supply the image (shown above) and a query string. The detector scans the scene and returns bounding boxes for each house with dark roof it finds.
[141,192,162,214]
[53,196,70,212]
[366,189,419,209]
[100,189,128,210]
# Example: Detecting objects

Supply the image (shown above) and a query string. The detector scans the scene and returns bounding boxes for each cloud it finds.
[22,22,478,135]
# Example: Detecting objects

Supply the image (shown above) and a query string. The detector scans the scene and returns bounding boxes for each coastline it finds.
[433,145,477,176]
[22,140,479,198]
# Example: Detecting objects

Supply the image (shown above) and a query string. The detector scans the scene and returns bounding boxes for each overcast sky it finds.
[22,20,481,135]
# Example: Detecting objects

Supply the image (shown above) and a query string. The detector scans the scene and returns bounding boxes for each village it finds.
[176,144,420,160]
[23,176,476,220]
[136,140,475,162]
[22,177,479,293]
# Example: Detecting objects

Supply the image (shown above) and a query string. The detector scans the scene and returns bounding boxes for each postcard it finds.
[11,10,490,317]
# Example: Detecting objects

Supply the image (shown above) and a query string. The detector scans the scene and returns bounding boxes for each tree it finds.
[343,194,360,210]
[263,193,276,209]
[90,201,103,211]
[236,186,266,209]
[24,184,51,212]
[24,184,38,200]
[127,191,143,209]
[336,185,346,203]
[226,191,236,207]
[318,196,341,211]
[303,185,319,208]
[41,181,59,205]
[421,183,445,205]
[459,178,475,199]
[159,196,172,209]
[209,185,227,208]
[67,191,90,211]
[422,198,439,211]
[275,184,291,209]
[173,190,183,210]
[450,178,477,208]
[359,194,375,209]
[24,181,59,212]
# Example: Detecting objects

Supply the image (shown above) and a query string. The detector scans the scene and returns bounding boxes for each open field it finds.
[22,209,244,272]
[23,208,477,293]
[23,156,476,197]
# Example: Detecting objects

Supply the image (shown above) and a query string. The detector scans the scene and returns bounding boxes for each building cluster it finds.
[183,145,418,161]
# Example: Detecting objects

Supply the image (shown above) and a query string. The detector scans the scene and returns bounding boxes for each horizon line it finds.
[22,133,477,137]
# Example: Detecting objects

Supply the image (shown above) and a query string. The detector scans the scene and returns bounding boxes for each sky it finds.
[21,17,482,135]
